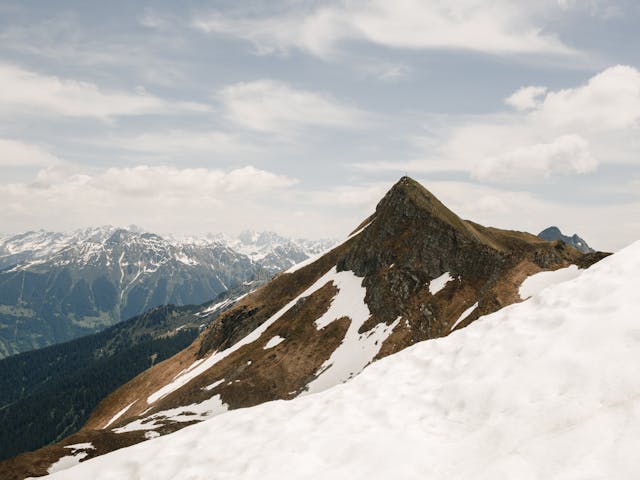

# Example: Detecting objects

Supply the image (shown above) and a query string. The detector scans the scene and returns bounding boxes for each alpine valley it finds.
[0,177,612,480]
[0,227,334,358]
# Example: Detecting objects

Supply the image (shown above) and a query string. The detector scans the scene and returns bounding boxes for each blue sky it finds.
[1,0,639,250]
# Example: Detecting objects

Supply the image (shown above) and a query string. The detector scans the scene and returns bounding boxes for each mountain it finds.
[227,230,335,273]
[0,289,249,463]
[1,177,609,479]
[0,227,332,358]
[538,226,595,253]
[31,239,640,480]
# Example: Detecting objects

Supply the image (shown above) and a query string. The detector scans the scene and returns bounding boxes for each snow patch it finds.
[450,302,478,331]
[114,395,227,433]
[63,443,94,452]
[203,379,225,391]
[428,272,453,295]
[263,335,285,349]
[104,401,136,428]
[47,452,88,474]
[519,264,581,299]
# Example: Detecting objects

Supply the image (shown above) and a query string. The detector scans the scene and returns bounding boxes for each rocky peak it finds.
[538,226,595,253]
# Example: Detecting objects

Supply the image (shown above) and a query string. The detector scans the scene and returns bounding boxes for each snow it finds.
[283,251,323,274]
[263,335,285,349]
[519,264,581,299]
[103,402,136,428]
[147,266,364,404]
[313,270,370,330]
[203,379,225,391]
[47,452,89,474]
[428,271,453,295]
[198,293,248,316]
[304,271,398,394]
[345,219,373,241]
[175,252,199,266]
[63,443,94,452]
[44,241,640,480]
[306,316,399,395]
[113,395,227,433]
[450,302,478,331]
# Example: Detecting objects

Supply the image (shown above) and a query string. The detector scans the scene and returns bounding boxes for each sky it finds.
[1,0,639,251]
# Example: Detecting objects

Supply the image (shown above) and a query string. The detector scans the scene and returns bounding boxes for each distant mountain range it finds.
[537,226,595,253]
[0,227,334,358]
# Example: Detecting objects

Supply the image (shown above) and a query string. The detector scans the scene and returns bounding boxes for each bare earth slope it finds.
[1,177,608,479]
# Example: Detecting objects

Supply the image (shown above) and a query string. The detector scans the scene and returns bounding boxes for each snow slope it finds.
[44,241,640,480]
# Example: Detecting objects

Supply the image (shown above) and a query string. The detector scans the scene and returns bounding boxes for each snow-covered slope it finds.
[41,245,640,476]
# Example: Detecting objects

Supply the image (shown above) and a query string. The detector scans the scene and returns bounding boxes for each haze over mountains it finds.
[0,228,333,358]
[1,177,610,480]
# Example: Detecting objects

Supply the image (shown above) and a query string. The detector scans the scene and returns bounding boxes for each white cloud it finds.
[369,65,640,182]
[0,63,207,119]
[505,86,548,110]
[0,139,59,167]
[472,134,597,181]
[217,80,369,133]
[194,0,575,58]
[533,65,640,132]
[1,165,298,235]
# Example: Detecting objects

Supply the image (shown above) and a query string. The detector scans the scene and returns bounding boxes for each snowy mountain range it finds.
[0,227,334,358]
[1,177,610,479]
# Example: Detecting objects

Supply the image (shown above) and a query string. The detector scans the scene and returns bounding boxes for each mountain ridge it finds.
[0,228,333,358]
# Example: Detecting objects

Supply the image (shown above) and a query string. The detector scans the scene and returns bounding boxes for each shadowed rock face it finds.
[1,177,610,480]
[538,226,595,253]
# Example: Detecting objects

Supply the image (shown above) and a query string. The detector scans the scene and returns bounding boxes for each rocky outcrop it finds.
[538,226,595,253]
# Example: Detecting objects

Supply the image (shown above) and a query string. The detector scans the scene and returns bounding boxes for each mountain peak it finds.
[373,176,480,245]
[538,226,594,253]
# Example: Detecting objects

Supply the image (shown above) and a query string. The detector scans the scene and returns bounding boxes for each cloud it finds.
[363,65,640,182]
[505,86,548,110]
[533,65,640,132]
[217,80,369,133]
[114,130,254,158]
[1,165,298,235]
[472,134,597,181]
[403,179,640,251]
[0,63,207,119]
[194,0,575,58]
[0,139,59,167]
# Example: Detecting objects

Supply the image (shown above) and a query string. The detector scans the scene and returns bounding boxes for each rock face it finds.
[538,226,595,253]
[0,177,609,480]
